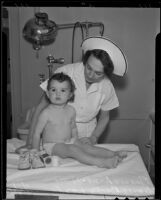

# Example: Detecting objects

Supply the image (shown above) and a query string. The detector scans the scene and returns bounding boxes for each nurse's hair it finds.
[47,72,76,102]
[82,49,114,77]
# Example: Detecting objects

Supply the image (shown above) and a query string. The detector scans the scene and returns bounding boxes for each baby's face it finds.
[47,80,72,105]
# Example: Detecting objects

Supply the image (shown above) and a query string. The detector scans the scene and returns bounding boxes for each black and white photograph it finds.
[2,3,159,200]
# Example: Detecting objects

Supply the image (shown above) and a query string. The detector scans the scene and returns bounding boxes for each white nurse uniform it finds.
[40,62,119,138]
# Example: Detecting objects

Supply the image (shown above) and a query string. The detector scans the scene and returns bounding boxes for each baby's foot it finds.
[115,151,127,159]
[97,156,120,169]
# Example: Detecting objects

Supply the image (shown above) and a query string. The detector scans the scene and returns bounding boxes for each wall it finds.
[8,7,159,166]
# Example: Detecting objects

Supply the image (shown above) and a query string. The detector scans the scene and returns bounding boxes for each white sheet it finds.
[7,139,154,198]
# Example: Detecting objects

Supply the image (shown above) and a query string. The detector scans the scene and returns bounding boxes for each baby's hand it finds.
[15,144,31,154]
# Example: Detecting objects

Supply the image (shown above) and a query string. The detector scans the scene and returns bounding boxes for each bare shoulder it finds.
[39,107,50,120]
[66,105,76,116]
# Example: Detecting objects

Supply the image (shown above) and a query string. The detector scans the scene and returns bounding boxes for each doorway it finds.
[2,7,12,139]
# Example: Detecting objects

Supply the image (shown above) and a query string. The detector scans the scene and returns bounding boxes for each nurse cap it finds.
[81,36,128,76]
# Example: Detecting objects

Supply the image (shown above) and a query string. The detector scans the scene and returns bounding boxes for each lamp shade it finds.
[23,12,58,49]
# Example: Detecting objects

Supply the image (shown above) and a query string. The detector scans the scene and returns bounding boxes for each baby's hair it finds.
[47,72,76,102]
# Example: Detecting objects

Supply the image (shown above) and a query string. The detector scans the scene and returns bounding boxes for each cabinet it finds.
[146,112,155,184]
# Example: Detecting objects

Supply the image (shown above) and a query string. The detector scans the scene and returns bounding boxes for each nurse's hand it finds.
[79,136,97,145]
[79,137,92,145]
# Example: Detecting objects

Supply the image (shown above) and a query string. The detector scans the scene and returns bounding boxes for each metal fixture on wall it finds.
[22,11,104,58]
[23,12,58,58]
[47,55,64,78]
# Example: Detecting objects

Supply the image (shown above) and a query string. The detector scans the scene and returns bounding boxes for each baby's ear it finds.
[69,92,75,102]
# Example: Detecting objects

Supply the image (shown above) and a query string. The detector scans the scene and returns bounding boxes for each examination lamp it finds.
[23,12,58,51]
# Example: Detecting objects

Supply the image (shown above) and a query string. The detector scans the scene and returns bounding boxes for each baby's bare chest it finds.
[47,109,72,126]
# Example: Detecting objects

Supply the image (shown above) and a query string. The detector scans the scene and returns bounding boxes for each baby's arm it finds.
[32,110,48,150]
[70,107,79,141]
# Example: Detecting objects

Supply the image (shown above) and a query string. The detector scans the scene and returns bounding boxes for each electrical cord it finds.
[72,22,84,63]
[100,23,104,36]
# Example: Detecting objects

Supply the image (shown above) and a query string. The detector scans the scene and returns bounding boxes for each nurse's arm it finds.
[90,110,110,144]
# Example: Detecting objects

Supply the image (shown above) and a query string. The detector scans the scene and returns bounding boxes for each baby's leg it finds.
[52,143,119,168]
[75,142,127,160]
[75,143,116,158]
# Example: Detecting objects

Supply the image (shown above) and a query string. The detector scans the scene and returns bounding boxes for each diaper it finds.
[42,138,76,155]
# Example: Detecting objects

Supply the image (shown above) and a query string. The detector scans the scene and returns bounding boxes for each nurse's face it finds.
[84,55,105,83]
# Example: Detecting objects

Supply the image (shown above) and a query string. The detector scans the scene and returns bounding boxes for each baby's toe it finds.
[119,151,127,158]
[118,156,123,163]
[113,156,120,168]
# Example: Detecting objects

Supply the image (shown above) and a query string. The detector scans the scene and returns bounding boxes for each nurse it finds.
[17,36,127,152]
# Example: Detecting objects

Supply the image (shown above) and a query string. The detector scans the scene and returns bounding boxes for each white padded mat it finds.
[7,139,154,198]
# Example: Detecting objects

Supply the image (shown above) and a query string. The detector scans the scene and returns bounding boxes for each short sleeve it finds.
[101,80,119,111]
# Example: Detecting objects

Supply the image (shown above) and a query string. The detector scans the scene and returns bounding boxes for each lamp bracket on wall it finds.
[23,12,104,57]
